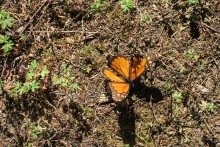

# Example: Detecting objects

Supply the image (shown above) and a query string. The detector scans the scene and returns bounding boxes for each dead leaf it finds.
[196,84,210,94]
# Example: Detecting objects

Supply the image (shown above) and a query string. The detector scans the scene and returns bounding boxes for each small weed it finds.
[80,46,96,57]
[52,63,77,90]
[29,120,50,140]
[91,0,108,12]
[200,100,217,113]
[179,65,187,73]
[0,35,14,55]
[131,94,137,101]
[162,82,172,95]
[8,60,49,97]
[83,64,92,74]
[172,91,183,104]
[71,83,78,90]
[198,62,206,71]
[119,0,135,13]
[85,107,94,118]
[181,136,192,144]
[22,81,40,93]
[186,49,199,61]
[0,10,14,30]
[21,35,27,41]
[0,80,3,94]
[162,0,172,3]
[0,80,3,88]
[66,0,73,4]
[42,48,52,58]
[140,10,155,23]
[187,0,199,5]
[125,144,130,147]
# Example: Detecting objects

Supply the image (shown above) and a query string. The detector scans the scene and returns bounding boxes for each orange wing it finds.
[103,67,125,82]
[130,56,147,81]
[110,55,130,79]
[109,82,130,101]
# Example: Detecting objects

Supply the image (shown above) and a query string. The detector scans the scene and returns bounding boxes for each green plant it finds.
[125,144,130,147]
[21,35,27,41]
[71,83,78,90]
[186,49,199,61]
[0,35,14,55]
[0,80,3,94]
[162,82,172,95]
[11,81,22,96]
[0,80,3,87]
[91,0,108,12]
[21,81,40,93]
[0,10,14,30]
[80,46,97,57]
[198,62,206,71]
[83,64,92,74]
[119,0,135,13]
[29,120,50,139]
[187,0,199,5]
[172,91,183,104]
[131,94,137,101]
[66,0,73,4]
[140,11,155,23]
[200,100,217,113]
[52,63,78,90]
[162,0,172,3]
[8,60,49,97]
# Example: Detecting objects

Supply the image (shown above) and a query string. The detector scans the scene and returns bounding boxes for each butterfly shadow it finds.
[112,82,163,146]
[114,99,136,147]
[132,81,164,103]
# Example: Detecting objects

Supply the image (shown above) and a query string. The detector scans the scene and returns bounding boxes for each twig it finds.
[149,70,156,123]
[27,30,99,34]
[1,57,8,78]
[19,0,51,36]
[202,116,216,138]
[202,22,220,34]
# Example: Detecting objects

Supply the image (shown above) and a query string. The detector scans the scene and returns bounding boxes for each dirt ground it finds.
[0,0,219,146]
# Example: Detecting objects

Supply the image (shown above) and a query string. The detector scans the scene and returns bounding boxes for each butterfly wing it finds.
[103,66,129,101]
[103,67,125,82]
[130,56,147,81]
[110,55,130,79]
[109,82,130,101]
[146,51,161,67]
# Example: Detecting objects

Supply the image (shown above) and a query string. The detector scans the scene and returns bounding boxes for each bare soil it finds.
[0,0,219,146]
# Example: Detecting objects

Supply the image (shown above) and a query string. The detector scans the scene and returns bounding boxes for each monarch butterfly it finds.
[103,52,160,102]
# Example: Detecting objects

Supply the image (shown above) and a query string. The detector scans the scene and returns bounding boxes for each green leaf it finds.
[40,66,49,78]
[21,82,31,93]
[30,81,40,92]
[71,83,78,90]
[2,40,14,55]
[15,81,22,90]
[30,60,38,71]
[0,80,3,87]
[0,35,9,43]
[172,91,183,104]
[187,0,199,5]
[0,10,6,19]
[5,17,14,28]
[27,72,35,80]
[60,77,69,87]
[1,21,7,29]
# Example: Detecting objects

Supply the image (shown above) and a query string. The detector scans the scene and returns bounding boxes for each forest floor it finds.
[0,0,220,146]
